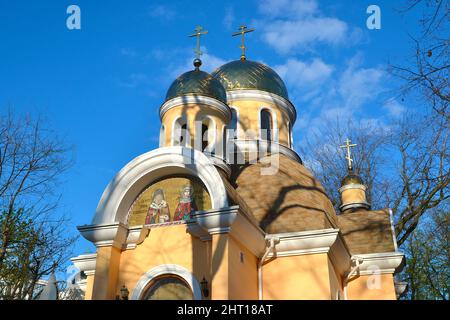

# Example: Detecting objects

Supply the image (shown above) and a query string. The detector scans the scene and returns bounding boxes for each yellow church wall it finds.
[161,104,228,152]
[227,235,259,300]
[327,258,343,300]
[91,246,121,300]
[210,233,229,300]
[229,99,291,147]
[84,274,94,300]
[347,273,397,300]
[262,253,332,300]
[210,233,258,300]
[341,188,366,205]
[117,224,210,299]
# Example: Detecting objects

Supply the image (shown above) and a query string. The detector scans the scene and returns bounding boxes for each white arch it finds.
[196,115,217,153]
[92,146,228,225]
[130,264,202,300]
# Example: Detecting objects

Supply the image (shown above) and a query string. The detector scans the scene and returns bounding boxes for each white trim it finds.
[91,146,228,225]
[231,139,302,163]
[70,253,97,275]
[258,106,279,142]
[130,264,202,300]
[389,208,399,251]
[352,252,405,275]
[159,124,165,147]
[226,90,296,124]
[160,95,231,121]
[338,183,367,193]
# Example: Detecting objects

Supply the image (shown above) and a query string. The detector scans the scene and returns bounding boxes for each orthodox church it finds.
[70,26,404,300]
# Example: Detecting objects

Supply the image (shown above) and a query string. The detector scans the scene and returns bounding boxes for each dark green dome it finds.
[165,68,227,103]
[211,59,289,100]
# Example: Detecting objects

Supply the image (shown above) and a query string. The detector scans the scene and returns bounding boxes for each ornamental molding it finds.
[77,222,128,249]
[92,146,228,225]
[266,228,352,276]
[352,252,405,275]
[70,253,97,275]
[231,139,302,164]
[130,264,202,300]
[160,95,231,121]
[226,89,297,124]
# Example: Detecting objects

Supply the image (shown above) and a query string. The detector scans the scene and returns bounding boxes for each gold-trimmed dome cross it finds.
[232,25,254,60]
[340,138,357,171]
[189,25,208,59]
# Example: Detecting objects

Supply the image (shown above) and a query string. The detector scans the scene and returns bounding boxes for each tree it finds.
[391,0,449,119]
[0,111,77,299]
[401,207,449,300]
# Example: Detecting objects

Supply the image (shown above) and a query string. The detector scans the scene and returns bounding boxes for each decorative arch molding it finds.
[92,146,228,225]
[130,264,202,300]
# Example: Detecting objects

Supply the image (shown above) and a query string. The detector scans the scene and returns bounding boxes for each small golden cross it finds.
[189,26,208,59]
[340,138,357,170]
[232,25,254,60]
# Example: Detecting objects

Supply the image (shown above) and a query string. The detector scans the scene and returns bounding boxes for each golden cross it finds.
[340,138,357,170]
[232,25,254,60]
[189,26,208,59]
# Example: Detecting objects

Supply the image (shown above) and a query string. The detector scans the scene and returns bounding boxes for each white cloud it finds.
[223,6,235,29]
[256,0,349,53]
[275,58,334,86]
[148,4,176,20]
[258,0,318,18]
[169,47,227,78]
[383,98,406,117]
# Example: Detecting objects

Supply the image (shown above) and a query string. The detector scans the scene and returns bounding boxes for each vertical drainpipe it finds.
[258,237,278,300]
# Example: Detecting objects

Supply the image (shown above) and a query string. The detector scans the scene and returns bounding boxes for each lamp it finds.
[200,277,209,298]
[120,285,129,300]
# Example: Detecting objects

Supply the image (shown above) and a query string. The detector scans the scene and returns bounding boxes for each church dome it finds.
[211,59,289,100]
[165,62,227,103]
[234,154,338,233]
[341,172,364,187]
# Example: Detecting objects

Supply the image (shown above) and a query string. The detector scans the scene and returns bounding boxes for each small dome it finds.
[341,173,364,186]
[165,68,227,103]
[211,59,289,100]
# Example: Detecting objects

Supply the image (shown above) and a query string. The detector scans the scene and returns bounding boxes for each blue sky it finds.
[0,1,423,259]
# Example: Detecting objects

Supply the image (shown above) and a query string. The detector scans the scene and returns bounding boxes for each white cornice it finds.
[77,222,128,249]
[266,229,340,257]
[352,252,405,275]
[226,90,297,124]
[231,139,302,163]
[160,95,231,121]
[192,206,239,235]
[124,225,150,250]
[70,253,97,275]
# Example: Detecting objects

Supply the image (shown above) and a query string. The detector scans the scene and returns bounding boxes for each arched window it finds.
[142,276,193,300]
[260,109,273,141]
[288,121,293,147]
[229,109,238,139]
[173,118,188,146]
[201,123,209,151]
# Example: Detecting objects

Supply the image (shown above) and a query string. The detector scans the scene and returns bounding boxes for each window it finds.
[142,276,193,300]
[201,123,208,151]
[173,118,188,146]
[229,109,238,139]
[260,109,272,141]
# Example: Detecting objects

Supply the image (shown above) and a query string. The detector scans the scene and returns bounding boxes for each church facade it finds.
[70,33,404,300]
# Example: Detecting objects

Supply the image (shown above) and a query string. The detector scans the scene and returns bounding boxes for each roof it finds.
[233,154,338,233]
[165,69,227,103]
[337,209,396,254]
[211,59,289,100]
